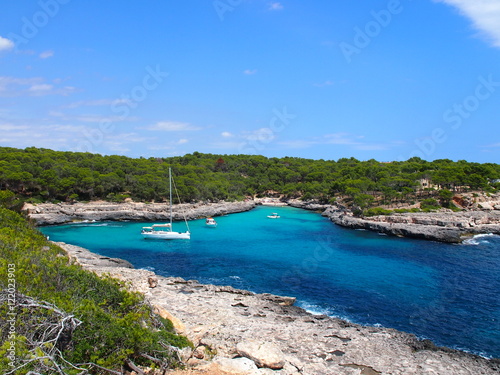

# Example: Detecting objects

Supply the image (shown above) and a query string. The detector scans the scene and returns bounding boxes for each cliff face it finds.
[24,201,256,226]
[288,194,500,243]
[324,208,500,243]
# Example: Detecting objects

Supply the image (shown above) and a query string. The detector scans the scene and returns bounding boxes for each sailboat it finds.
[141,168,191,240]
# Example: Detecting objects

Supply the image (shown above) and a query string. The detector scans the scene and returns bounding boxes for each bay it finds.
[41,205,500,359]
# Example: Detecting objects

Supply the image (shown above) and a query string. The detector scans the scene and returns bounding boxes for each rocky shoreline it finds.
[290,200,500,243]
[24,200,256,226]
[57,241,499,375]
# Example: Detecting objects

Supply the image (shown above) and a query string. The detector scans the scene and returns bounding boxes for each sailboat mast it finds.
[169,167,173,226]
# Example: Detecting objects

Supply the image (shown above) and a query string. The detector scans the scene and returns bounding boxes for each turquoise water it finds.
[41,206,500,359]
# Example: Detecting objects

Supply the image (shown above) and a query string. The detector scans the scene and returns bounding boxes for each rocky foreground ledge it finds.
[57,242,499,375]
[24,200,256,226]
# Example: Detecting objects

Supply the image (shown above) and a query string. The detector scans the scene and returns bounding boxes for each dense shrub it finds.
[0,208,191,374]
[364,207,393,216]
[420,198,441,211]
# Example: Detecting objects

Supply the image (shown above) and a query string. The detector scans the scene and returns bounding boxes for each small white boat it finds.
[205,217,217,227]
[267,213,280,219]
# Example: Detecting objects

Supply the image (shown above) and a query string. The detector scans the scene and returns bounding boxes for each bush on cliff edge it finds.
[0,207,191,374]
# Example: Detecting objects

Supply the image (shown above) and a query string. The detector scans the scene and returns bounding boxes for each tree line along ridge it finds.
[0,147,499,211]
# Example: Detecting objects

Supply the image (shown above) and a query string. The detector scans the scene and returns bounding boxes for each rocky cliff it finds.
[288,196,500,243]
[24,200,256,226]
[323,208,500,243]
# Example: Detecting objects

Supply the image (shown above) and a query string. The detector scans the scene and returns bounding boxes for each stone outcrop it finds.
[323,208,500,243]
[57,242,500,375]
[289,193,500,243]
[237,341,285,370]
[24,200,256,226]
[60,242,134,268]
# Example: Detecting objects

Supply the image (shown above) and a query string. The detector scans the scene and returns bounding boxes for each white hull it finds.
[142,231,190,240]
[141,168,191,240]
[205,218,217,227]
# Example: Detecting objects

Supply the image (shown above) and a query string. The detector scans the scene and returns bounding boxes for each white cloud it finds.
[482,142,500,148]
[0,123,30,132]
[28,83,76,96]
[221,131,233,138]
[39,50,54,59]
[324,132,364,145]
[436,0,500,47]
[65,99,125,108]
[278,139,315,149]
[0,76,77,97]
[243,69,257,75]
[75,115,134,123]
[0,77,40,93]
[0,36,14,52]
[268,2,284,11]
[48,111,63,118]
[146,121,202,131]
[29,84,53,92]
[0,122,87,151]
[277,132,392,152]
[212,140,246,150]
[102,132,149,153]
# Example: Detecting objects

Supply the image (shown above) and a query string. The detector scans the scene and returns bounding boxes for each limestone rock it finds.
[236,340,285,370]
[148,276,158,288]
[56,241,500,375]
[25,201,256,226]
[58,242,134,268]
[213,356,260,374]
[153,305,185,334]
[326,210,500,243]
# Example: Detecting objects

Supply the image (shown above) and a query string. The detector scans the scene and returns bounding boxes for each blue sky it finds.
[1,0,500,162]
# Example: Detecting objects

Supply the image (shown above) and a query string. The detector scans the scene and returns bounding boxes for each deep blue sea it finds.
[40,205,500,359]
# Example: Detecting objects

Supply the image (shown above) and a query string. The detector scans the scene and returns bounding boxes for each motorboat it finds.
[205,217,217,227]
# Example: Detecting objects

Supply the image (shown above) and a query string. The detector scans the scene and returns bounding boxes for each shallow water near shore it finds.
[41,205,500,359]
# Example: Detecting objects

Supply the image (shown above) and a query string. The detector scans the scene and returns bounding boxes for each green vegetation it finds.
[0,205,191,374]
[420,198,441,211]
[0,147,499,371]
[1,146,499,212]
